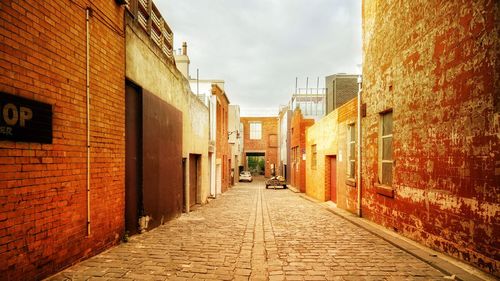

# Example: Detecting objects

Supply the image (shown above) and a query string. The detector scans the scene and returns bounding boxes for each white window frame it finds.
[347,123,356,179]
[379,111,393,186]
[249,122,262,140]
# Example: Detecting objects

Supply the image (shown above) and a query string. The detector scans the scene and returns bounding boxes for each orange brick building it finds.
[212,84,230,193]
[241,117,278,178]
[290,109,314,192]
[0,1,126,279]
[362,0,499,274]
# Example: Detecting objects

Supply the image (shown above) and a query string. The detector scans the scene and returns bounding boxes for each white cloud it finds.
[156,0,361,116]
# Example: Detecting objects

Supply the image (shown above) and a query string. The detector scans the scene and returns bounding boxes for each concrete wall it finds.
[0,1,125,279]
[306,111,338,201]
[126,17,210,208]
[362,0,499,275]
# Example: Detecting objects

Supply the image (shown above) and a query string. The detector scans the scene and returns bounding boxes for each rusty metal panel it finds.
[125,81,143,235]
[142,90,183,230]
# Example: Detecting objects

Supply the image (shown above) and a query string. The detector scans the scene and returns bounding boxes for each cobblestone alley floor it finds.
[48,179,449,281]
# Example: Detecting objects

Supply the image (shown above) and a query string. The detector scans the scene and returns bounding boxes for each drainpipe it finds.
[86,8,91,236]
[356,74,362,217]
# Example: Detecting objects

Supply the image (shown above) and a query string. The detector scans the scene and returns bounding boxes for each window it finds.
[379,111,393,185]
[249,122,262,139]
[268,134,278,147]
[347,123,355,178]
[311,144,317,170]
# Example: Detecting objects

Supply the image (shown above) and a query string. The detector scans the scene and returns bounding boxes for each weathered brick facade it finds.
[362,0,499,275]
[213,85,230,192]
[290,109,314,192]
[0,1,125,280]
[241,117,278,178]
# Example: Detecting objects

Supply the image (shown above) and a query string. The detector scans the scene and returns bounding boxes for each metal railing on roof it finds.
[127,0,174,61]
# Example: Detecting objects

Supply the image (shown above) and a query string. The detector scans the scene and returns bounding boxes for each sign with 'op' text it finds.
[0,92,52,144]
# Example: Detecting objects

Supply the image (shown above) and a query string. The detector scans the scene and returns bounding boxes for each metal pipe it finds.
[86,8,91,235]
[356,74,362,217]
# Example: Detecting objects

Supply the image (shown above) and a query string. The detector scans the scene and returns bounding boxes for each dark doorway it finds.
[189,154,200,207]
[125,80,143,235]
[246,152,265,175]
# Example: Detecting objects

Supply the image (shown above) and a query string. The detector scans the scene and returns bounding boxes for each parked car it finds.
[239,171,253,182]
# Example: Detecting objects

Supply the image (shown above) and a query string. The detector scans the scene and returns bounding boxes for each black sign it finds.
[0,92,52,144]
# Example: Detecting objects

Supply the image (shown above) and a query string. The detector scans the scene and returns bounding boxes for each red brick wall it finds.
[290,109,314,192]
[213,85,230,192]
[241,117,278,178]
[362,0,499,275]
[0,1,125,280]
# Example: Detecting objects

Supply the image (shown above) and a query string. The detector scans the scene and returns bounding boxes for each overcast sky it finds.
[156,1,362,116]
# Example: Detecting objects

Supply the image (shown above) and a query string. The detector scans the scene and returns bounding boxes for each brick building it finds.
[362,0,499,275]
[290,109,314,192]
[241,117,278,178]
[0,1,126,279]
[304,96,359,207]
[213,84,230,193]
[325,74,359,114]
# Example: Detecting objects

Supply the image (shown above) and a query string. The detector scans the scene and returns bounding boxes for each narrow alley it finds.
[48,179,447,281]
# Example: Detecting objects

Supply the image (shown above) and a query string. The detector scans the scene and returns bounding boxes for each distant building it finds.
[289,88,326,121]
[228,105,243,184]
[278,105,292,180]
[240,117,279,178]
[325,74,359,114]
[174,43,231,197]
[290,109,315,193]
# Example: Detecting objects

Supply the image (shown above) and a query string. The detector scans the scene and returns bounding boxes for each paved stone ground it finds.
[48,179,449,281]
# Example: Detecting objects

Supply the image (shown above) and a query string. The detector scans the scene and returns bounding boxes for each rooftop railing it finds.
[127,0,174,61]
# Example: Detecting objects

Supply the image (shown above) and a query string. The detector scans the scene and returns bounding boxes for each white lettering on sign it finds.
[0,126,13,136]
[1,103,33,127]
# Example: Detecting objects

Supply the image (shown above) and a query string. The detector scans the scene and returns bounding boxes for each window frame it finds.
[379,110,393,186]
[311,144,317,170]
[347,123,356,179]
[249,121,262,140]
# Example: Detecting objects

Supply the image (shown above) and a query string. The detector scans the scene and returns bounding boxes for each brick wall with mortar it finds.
[213,85,230,192]
[336,98,358,213]
[0,1,125,280]
[241,117,278,178]
[362,0,499,275]
[290,109,314,192]
[306,111,338,201]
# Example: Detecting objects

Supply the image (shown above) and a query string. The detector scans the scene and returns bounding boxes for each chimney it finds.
[182,42,187,56]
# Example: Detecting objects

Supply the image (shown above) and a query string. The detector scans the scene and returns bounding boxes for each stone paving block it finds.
[47,181,449,281]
